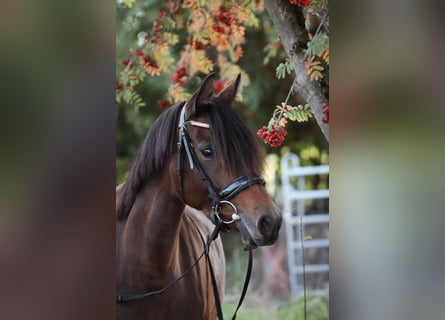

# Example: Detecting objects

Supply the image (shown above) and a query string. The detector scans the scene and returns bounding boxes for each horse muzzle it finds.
[236,209,282,247]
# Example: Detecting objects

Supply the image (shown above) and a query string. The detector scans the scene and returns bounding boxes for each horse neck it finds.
[117,174,185,290]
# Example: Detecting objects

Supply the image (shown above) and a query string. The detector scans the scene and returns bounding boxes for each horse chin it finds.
[235,217,260,249]
[239,231,258,249]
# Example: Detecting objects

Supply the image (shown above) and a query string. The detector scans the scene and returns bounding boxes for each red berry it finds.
[158,8,167,18]
[212,24,225,33]
[322,103,329,123]
[170,67,187,84]
[194,40,205,50]
[213,80,226,93]
[122,59,132,69]
[143,55,158,68]
[151,36,162,44]
[157,99,171,108]
[290,0,311,7]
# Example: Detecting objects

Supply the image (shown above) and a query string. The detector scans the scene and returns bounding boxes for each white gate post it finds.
[281,153,329,297]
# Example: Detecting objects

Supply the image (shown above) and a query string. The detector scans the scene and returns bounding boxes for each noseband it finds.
[176,102,265,229]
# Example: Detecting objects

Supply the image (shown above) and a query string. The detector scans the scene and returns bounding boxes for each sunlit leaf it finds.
[121,0,136,8]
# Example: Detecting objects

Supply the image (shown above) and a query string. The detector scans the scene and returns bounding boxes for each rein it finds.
[116,216,252,320]
[116,102,264,319]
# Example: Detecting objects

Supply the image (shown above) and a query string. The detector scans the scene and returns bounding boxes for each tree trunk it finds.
[264,0,329,142]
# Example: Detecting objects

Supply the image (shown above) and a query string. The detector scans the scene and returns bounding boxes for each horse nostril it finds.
[258,215,274,238]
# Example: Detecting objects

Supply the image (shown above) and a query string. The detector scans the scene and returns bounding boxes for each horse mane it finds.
[117,102,183,220]
[117,97,264,220]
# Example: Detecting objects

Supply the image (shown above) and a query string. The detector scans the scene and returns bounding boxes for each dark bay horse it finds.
[116,73,282,319]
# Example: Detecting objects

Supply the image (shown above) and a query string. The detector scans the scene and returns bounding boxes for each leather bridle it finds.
[176,102,265,229]
[117,101,265,319]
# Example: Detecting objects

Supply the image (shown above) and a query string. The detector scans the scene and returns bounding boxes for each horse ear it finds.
[216,73,241,104]
[185,73,215,119]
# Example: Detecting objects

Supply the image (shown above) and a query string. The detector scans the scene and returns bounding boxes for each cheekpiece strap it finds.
[178,106,196,171]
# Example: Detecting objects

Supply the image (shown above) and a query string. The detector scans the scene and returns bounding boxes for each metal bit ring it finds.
[214,200,241,224]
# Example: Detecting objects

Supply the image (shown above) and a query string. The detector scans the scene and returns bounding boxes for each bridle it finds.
[176,101,265,229]
[116,101,265,319]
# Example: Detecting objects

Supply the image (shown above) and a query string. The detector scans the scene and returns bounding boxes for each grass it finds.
[222,294,329,320]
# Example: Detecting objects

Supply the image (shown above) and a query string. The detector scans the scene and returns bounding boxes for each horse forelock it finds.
[116,103,183,220]
[206,97,264,177]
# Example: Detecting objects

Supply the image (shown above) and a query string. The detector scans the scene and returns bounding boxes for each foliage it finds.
[116,0,328,108]
[304,31,329,82]
[116,0,266,108]
[116,0,329,181]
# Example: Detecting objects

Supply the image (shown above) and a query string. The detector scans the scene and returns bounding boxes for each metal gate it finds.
[281,153,329,297]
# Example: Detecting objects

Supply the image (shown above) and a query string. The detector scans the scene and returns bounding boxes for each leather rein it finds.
[116,102,265,320]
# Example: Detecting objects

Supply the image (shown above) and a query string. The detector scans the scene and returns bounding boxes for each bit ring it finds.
[214,200,240,224]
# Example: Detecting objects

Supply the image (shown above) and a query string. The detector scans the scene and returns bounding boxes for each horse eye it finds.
[201,146,214,158]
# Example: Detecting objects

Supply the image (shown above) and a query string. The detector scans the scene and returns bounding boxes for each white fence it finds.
[281,153,329,297]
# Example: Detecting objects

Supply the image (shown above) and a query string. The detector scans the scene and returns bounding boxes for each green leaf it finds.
[307,32,329,57]
[122,90,133,104]
[263,43,278,65]
[287,110,298,121]
[285,61,294,74]
[296,112,304,122]
[163,16,176,30]
[286,105,314,122]
[276,63,286,79]
[276,62,294,79]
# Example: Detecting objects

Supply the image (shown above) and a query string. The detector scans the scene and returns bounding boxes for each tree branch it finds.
[264,0,329,142]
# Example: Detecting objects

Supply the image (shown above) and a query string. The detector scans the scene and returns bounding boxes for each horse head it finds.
[173,73,282,247]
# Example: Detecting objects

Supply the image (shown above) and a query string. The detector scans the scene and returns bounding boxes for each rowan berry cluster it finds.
[215,7,233,26]
[142,54,158,68]
[212,6,233,33]
[290,0,311,7]
[150,7,167,42]
[188,39,206,50]
[257,125,288,147]
[170,67,187,85]
[322,103,329,123]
